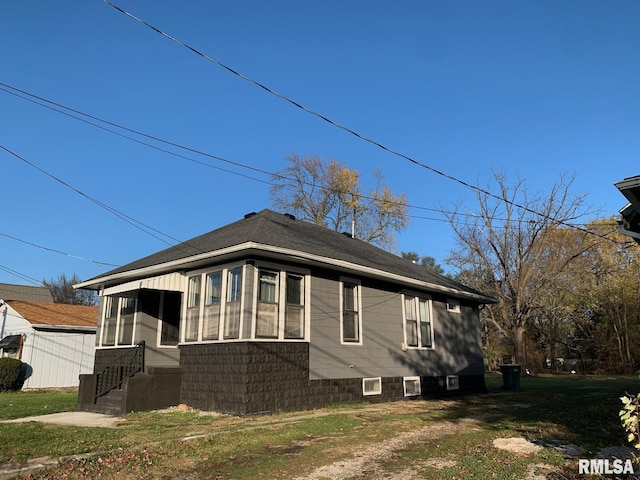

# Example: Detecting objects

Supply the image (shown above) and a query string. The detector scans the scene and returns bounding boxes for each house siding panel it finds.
[309,275,485,380]
[22,331,95,388]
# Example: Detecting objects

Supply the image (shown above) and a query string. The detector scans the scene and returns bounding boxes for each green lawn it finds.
[0,389,78,420]
[1,375,638,479]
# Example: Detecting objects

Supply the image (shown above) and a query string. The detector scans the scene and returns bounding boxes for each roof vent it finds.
[244,212,257,219]
[283,213,295,220]
[341,232,354,238]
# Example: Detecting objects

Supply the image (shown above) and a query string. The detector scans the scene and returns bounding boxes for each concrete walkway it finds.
[1,411,121,428]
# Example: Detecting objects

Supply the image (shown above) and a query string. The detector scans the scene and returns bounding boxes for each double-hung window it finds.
[224,268,242,339]
[255,268,307,340]
[102,296,117,346]
[284,273,305,339]
[185,275,201,342]
[257,270,279,337]
[403,294,433,348]
[118,297,136,345]
[100,295,137,347]
[203,272,222,340]
[341,278,362,344]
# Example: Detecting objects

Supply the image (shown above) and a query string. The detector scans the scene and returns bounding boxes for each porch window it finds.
[203,272,222,340]
[253,265,308,341]
[102,296,117,346]
[185,276,201,342]
[118,296,136,345]
[403,294,433,349]
[182,265,245,343]
[256,270,279,338]
[224,268,242,339]
[341,279,362,344]
[100,295,137,347]
[284,274,304,339]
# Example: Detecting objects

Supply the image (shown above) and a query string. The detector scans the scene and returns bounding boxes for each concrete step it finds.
[93,389,124,416]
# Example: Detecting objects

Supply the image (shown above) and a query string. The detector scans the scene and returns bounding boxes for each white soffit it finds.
[102,272,184,296]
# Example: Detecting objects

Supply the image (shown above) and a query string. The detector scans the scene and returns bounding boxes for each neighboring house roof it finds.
[615,175,640,243]
[77,209,497,303]
[0,283,54,303]
[6,301,98,329]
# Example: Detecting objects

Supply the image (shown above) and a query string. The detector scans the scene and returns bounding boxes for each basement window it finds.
[403,376,421,397]
[446,375,459,391]
[362,377,382,396]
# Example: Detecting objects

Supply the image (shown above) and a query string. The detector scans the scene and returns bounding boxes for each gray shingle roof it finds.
[80,209,495,302]
[0,283,53,303]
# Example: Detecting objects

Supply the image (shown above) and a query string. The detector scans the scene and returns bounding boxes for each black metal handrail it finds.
[94,341,145,401]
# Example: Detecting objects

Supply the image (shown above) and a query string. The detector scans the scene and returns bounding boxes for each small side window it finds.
[403,376,421,396]
[446,375,459,391]
[446,299,461,313]
[362,377,382,396]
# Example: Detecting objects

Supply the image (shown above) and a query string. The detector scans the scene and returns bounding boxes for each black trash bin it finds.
[500,364,521,391]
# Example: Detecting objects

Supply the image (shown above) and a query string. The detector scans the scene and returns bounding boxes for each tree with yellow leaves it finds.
[270,153,408,251]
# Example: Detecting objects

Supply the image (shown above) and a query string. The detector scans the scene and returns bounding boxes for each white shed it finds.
[0,300,97,389]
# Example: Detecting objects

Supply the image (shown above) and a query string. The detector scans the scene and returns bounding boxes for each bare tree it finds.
[42,273,97,306]
[444,171,591,366]
[270,153,409,251]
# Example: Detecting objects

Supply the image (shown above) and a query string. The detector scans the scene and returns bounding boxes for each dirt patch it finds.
[292,418,480,480]
[492,437,542,456]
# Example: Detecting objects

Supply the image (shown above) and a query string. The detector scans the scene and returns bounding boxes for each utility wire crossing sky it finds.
[0,1,638,285]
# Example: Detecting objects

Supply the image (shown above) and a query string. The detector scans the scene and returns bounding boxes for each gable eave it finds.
[75,241,497,304]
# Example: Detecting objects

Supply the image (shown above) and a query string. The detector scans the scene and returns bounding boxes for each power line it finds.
[0,144,182,248]
[0,83,273,187]
[1,81,614,237]
[0,82,450,217]
[0,145,261,263]
[102,1,616,244]
[0,264,42,286]
[0,231,118,267]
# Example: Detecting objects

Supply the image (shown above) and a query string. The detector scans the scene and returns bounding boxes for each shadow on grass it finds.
[435,373,640,454]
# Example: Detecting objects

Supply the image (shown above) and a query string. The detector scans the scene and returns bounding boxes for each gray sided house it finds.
[76,209,496,416]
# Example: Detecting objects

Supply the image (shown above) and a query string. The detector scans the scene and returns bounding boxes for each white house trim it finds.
[77,242,495,304]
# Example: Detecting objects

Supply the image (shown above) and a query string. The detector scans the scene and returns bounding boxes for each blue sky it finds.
[1,1,638,286]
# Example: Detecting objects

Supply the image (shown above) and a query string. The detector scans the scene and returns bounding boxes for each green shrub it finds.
[0,358,25,392]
